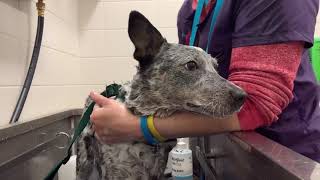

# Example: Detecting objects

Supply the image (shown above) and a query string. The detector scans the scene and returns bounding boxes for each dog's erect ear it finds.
[128,11,165,69]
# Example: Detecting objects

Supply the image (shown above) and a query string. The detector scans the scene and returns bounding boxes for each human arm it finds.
[91,0,314,143]
[90,92,240,143]
[90,42,303,143]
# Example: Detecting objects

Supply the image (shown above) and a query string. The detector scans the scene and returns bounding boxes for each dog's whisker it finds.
[218,104,222,117]
[211,103,217,116]
[222,105,225,117]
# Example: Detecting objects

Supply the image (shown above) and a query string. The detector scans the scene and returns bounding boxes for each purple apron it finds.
[177,0,320,162]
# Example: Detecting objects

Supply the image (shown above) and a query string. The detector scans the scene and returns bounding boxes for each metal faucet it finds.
[36,0,45,17]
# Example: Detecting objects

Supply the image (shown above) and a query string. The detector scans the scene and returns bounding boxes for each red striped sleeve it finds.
[228,42,303,130]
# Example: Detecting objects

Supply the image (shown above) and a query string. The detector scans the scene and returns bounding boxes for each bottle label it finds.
[171,150,193,177]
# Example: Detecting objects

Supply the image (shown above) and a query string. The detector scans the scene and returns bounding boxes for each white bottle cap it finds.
[177,138,190,149]
[176,141,188,150]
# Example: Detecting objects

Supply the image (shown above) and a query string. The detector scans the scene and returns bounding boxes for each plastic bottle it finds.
[171,138,193,180]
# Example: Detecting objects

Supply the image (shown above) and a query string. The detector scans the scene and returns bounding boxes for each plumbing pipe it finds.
[10,0,45,123]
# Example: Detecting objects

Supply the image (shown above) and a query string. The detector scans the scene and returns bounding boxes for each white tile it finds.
[151,0,183,28]
[42,12,78,56]
[19,0,79,55]
[102,1,153,30]
[28,0,79,26]
[17,0,38,41]
[0,87,21,127]
[79,1,153,30]
[79,29,134,57]
[104,29,134,56]
[0,36,80,87]
[31,46,81,86]
[78,57,137,84]
[0,0,20,38]
[45,0,79,26]
[79,0,105,30]
[79,30,106,57]
[159,27,179,43]
[20,85,104,122]
[79,0,181,30]
[0,0,20,37]
[79,28,178,57]
[0,34,28,86]
[0,85,106,126]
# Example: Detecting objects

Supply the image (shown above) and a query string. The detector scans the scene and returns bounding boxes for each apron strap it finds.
[206,0,224,52]
[190,0,224,52]
[189,0,206,46]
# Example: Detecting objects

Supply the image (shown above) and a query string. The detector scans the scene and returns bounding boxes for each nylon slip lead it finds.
[44,83,123,180]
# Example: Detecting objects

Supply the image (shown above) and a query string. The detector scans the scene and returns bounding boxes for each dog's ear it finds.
[128,11,165,69]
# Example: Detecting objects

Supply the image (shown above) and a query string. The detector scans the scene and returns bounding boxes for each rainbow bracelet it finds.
[147,115,166,142]
[140,116,158,145]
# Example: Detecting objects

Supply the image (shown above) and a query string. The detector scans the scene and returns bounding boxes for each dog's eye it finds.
[185,61,198,71]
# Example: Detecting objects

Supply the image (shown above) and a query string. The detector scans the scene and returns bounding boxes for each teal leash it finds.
[44,83,122,180]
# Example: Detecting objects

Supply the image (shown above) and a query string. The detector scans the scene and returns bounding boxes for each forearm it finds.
[228,42,303,130]
[153,112,240,139]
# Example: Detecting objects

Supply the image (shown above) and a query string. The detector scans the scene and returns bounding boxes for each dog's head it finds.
[127,11,246,118]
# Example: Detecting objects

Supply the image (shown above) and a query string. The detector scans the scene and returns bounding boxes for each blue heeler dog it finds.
[76,11,246,180]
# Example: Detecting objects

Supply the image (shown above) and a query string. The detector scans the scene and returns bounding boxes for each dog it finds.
[76,11,246,180]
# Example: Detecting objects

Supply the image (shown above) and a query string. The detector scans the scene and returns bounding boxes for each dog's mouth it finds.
[186,103,201,108]
[185,102,244,118]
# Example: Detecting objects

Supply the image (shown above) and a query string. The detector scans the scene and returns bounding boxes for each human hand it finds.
[89,92,142,144]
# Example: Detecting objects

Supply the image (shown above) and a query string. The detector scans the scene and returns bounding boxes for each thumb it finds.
[90,91,111,106]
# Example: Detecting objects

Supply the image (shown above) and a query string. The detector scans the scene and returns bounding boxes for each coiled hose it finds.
[10,1,45,123]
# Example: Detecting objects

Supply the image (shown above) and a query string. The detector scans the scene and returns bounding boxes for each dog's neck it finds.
[123,78,176,118]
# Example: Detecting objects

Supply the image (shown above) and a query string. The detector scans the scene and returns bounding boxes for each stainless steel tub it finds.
[0,109,319,180]
[0,109,82,180]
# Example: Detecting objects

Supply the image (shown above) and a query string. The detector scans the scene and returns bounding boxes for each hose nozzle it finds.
[36,0,45,17]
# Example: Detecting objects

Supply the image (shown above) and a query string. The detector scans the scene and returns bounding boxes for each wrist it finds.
[130,115,143,140]
[147,115,167,142]
[139,116,159,145]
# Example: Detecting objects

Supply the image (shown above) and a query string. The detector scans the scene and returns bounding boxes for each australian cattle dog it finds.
[76,11,246,180]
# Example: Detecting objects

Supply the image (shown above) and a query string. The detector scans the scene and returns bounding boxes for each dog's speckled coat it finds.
[76,11,246,180]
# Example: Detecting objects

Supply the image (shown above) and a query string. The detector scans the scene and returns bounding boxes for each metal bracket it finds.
[195,146,218,180]
[55,132,71,149]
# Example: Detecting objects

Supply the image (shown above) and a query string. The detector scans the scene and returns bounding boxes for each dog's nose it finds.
[230,89,247,104]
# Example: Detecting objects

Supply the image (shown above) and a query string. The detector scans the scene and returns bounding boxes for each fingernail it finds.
[90,91,97,97]
[90,114,95,121]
